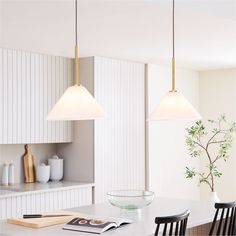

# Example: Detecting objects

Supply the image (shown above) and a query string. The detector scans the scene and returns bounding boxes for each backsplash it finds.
[0,144,56,183]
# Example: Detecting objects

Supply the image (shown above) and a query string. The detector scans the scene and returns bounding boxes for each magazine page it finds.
[63,217,118,234]
[68,213,133,226]
[100,216,133,227]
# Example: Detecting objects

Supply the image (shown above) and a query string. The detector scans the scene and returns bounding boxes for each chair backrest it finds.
[209,201,236,236]
[154,210,190,236]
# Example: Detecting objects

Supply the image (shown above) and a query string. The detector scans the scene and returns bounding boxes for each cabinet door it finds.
[94,57,145,203]
[0,48,73,144]
[0,186,92,219]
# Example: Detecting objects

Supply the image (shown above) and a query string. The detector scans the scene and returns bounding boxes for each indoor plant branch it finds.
[185,114,236,193]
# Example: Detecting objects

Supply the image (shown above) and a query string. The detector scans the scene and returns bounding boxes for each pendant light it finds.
[149,0,201,121]
[47,0,105,120]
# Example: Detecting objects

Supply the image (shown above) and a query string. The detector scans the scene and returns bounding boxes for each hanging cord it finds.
[75,0,78,46]
[171,0,176,92]
[74,0,79,85]
[172,0,175,59]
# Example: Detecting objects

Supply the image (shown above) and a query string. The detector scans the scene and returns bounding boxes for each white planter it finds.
[210,191,220,203]
[36,165,50,183]
[48,158,63,181]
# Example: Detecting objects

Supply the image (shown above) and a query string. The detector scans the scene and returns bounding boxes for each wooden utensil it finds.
[23,144,35,183]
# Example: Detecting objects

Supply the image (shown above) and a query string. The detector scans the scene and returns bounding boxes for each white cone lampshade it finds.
[149,91,201,121]
[47,85,105,120]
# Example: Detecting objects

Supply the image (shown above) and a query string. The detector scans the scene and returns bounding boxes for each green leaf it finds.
[185,114,235,191]
[185,167,196,179]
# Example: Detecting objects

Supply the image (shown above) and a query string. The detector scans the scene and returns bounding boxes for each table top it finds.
[0,197,216,236]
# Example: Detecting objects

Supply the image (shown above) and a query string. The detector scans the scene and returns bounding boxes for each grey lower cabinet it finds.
[57,56,146,204]
[0,48,73,144]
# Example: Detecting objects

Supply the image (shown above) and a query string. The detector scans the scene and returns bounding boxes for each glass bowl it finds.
[107,190,154,210]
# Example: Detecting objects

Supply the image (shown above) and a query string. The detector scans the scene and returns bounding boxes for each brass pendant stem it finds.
[172,57,175,92]
[74,45,79,86]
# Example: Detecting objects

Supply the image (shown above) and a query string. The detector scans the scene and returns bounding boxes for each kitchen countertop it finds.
[0,181,94,198]
[0,197,216,236]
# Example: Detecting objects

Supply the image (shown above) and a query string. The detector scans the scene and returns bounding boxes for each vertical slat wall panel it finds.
[0,186,92,219]
[94,57,145,203]
[12,50,17,143]
[0,48,73,144]
[3,49,8,143]
[0,48,2,143]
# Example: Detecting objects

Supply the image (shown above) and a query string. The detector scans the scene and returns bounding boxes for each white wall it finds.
[147,64,200,200]
[199,69,236,201]
[0,1,3,45]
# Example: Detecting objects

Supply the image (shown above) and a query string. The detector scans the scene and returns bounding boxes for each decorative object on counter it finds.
[8,163,15,185]
[22,144,36,183]
[46,0,105,121]
[149,0,201,121]
[48,155,63,181]
[185,114,236,202]
[36,163,50,183]
[107,190,154,211]
[1,163,9,186]
[209,192,220,203]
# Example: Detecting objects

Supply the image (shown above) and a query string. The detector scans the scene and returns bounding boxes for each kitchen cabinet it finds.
[0,48,73,144]
[0,182,93,219]
[57,57,146,203]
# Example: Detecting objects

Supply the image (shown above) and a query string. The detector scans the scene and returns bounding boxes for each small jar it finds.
[36,164,50,183]
[1,163,9,186]
[48,155,63,181]
[8,163,15,185]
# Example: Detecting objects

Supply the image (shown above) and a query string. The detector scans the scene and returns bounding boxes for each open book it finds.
[63,216,132,234]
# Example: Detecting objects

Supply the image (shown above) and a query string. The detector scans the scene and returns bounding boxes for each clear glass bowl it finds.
[107,190,154,210]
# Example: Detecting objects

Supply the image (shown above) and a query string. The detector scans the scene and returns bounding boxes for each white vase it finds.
[36,165,50,183]
[48,157,63,181]
[210,191,220,203]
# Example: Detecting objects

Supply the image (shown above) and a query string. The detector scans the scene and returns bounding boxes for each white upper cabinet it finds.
[0,48,73,144]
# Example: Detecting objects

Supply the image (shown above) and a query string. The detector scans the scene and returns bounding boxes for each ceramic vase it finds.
[210,191,220,203]
[36,165,50,183]
[48,158,63,181]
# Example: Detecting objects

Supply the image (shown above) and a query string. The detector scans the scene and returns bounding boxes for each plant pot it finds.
[36,165,50,183]
[210,191,220,203]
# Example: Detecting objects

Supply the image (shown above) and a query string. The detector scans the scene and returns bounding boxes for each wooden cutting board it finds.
[7,211,82,229]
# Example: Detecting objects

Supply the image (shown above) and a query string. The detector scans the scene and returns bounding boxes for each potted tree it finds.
[185,114,236,202]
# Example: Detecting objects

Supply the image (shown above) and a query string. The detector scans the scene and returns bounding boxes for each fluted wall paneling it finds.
[0,48,73,144]
[94,56,145,203]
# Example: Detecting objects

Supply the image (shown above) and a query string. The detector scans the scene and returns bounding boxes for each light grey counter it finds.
[0,181,95,198]
[0,197,216,236]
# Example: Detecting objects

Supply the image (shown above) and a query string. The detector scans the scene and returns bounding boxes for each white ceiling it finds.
[0,0,235,70]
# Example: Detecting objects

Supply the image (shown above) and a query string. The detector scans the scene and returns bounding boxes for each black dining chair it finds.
[154,210,190,236]
[209,201,236,236]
